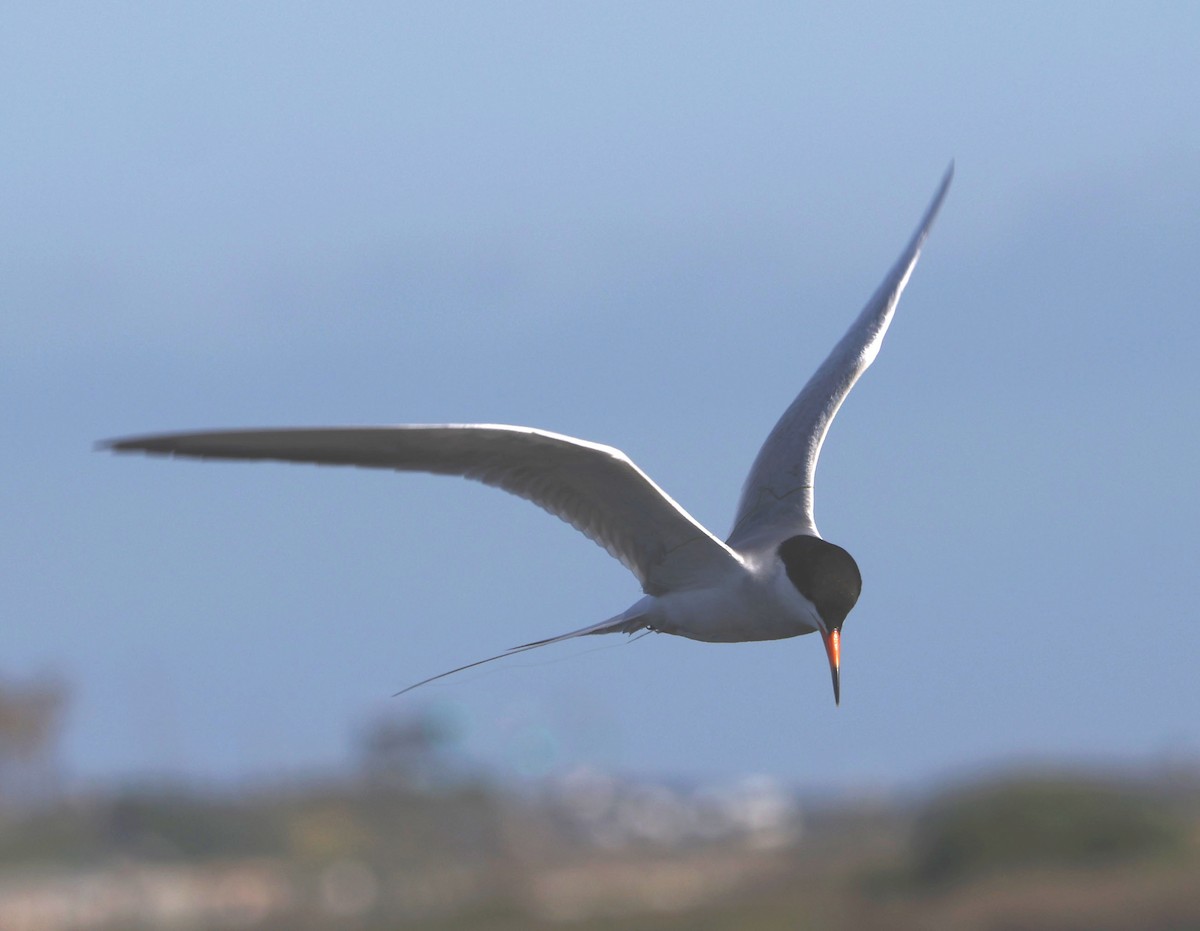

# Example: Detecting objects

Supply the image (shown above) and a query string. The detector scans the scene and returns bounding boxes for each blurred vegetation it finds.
[910,776,1189,886]
[1,676,1199,930]
[1,767,1196,931]
[0,783,503,867]
[0,672,68,807]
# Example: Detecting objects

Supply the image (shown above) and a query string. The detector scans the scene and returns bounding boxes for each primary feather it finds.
[100,424,743,595]
[727,164,953,550]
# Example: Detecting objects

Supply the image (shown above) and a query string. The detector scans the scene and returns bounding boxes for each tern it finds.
[102,167,951,704]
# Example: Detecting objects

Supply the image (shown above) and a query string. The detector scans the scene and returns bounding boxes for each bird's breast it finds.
[651,561,821,643]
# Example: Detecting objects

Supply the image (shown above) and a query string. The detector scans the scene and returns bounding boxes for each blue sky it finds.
[4,4,1199,791]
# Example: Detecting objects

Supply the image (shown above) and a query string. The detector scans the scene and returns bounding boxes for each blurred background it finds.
[4,3,1200,928]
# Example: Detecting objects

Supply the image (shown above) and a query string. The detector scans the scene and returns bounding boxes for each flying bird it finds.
[101,166,952,704]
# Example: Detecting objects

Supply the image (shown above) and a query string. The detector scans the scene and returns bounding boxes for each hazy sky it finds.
[4,4,1199,791]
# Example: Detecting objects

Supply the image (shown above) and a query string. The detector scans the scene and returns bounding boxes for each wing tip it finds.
[96,435,168,456]
[95,436,133,453]
[921,162,955,236]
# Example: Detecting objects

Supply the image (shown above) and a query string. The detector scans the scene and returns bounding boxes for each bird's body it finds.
[618,560,818,645]
[102,167,952,703]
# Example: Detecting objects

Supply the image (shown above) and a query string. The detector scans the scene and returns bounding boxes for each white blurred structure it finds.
[550,767,801,849]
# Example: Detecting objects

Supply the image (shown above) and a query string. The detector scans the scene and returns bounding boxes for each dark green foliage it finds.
[105,791,288,860]
[0,782,502,868]
[0,791,287,865]
[911,776,1186,885]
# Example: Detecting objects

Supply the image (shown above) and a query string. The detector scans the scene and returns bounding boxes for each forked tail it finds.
[393,609,651,696]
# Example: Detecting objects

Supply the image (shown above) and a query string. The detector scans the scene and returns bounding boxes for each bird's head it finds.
[777,535,862,705]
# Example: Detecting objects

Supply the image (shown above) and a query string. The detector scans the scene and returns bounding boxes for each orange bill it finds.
[822,628,841,705]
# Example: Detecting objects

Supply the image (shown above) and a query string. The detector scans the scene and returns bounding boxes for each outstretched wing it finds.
[727,165,953,550]
[101,424,743,595]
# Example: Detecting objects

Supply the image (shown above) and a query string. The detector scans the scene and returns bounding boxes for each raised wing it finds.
[101,424,743,595]
[727,165,953,550]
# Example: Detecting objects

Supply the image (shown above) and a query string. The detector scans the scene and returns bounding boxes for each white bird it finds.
[101,166,952,704]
